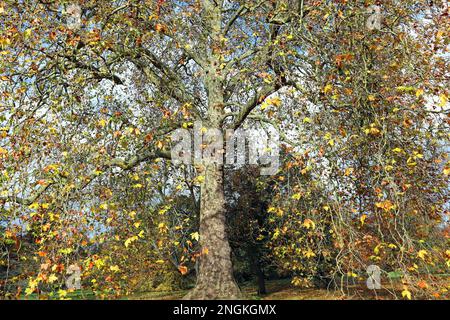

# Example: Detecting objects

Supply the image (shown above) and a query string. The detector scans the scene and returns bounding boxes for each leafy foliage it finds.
[0,0,448,299]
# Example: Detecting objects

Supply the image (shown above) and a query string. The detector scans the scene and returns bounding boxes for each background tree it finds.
[227,166,275,296]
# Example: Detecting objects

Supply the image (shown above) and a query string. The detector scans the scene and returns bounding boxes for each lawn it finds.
[128,279,404,300]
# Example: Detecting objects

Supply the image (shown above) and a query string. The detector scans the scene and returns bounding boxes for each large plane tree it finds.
[0,0,448,299]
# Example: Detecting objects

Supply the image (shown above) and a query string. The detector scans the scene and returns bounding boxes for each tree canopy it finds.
[0,0,449,300]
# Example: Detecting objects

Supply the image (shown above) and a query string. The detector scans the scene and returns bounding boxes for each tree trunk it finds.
[184,0,241,300]
[184,163,241,299]
[248,245,266,295]
[255,265,267,296]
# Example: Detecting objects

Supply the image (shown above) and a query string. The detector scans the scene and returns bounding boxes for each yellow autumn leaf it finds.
[29,202,39,210]
[323,84,333,94]
[158,207,169,215]
[272,228,280,240]
[439,94,448,107]
[158,222,168,233]
[304,249,316,258]
[408,263,419,272]
[416,88,424,98]
[413,152,423,159]
[59,248,73,255]
[25,287,35,295]
[182,122,193,129]
[360,214,367,226]
[368,127,380,135]
[263,76,273,84]
[269,97,282,107]
[417,250,428,260]
[24,28,33,39]
[268,206,284,216]
[344,167,353,176]
[58,289,68,298]
[374,244,382,255]
[402,288,412,300]
[48,274,58,283]
[303,219,316,230]
[110,265,120,272]
[260,101,270,110]
[98,119,107,127]
[190,232,200,241]
[375,200,396,212]
[291,193,301,200]
[124,236,138,248]
[25,278,39,295]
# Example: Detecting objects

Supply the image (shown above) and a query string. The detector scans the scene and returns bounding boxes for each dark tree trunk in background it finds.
[248,246,267,295]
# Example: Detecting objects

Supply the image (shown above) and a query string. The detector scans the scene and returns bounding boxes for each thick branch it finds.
[0,148,171,206]
[230,83,282,130]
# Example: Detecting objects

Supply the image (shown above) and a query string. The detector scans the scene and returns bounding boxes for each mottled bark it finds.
[184,164,241,299]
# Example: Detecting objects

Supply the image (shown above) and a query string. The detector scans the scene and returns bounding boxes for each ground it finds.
[18,278,447,300]
[129,279,406,300]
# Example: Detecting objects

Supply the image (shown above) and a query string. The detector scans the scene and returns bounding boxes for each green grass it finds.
[18,276,450,300]
[21,289,96,300]
[127,279,338,300]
